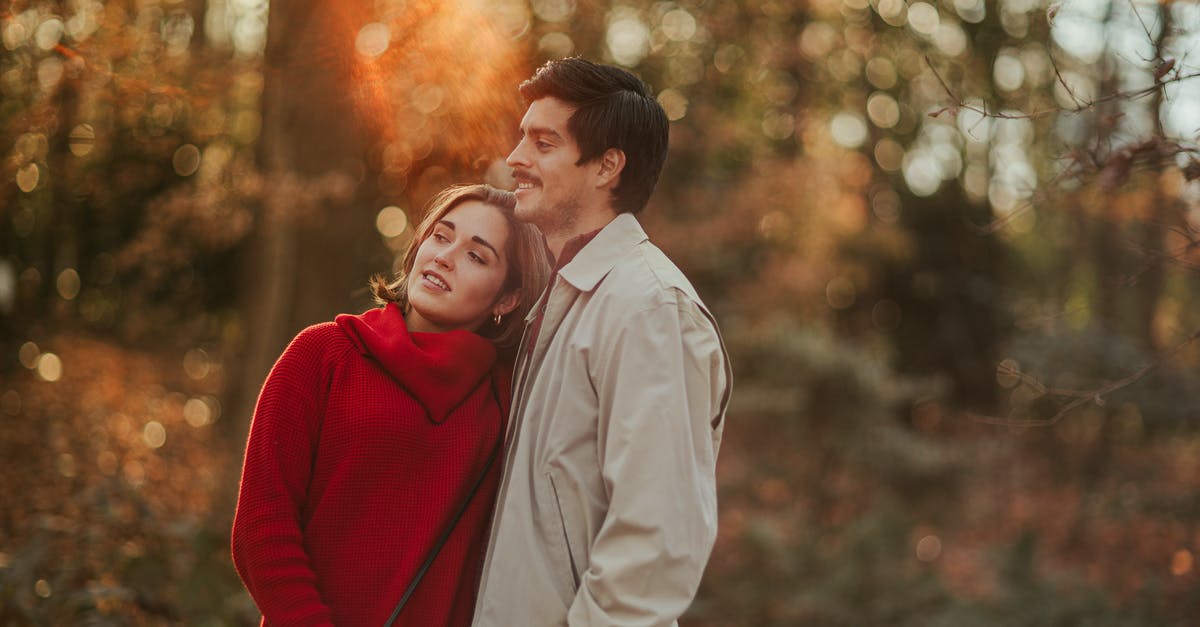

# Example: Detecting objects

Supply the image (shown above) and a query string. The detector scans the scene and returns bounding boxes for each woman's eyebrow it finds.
[439,219,500,259]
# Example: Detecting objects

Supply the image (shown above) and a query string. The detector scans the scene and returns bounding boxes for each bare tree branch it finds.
[969,329,1200,427]
[926,56,1200,122]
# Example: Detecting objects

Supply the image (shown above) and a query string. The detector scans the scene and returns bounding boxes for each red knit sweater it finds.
[231,304,509,626]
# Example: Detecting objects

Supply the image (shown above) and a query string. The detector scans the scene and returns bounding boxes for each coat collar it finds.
[557,213,648,293]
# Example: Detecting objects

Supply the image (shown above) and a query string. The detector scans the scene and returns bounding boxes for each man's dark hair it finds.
[519,57,669,215]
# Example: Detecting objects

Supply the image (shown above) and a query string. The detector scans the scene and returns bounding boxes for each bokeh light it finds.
[36,353,63,382]
[33,18,63,50]
[56,269,81,300]
[830,112,868,148]
[375,206,409,239]
[871,187,902,223]
[713,44,744,73]
[606,8,650,67]
[903,151,942,196]
[0,260,14,313]
[954,0,987,23]
[18,342,40,369]
[532,0,575,23]
[173,144,202,176]
[657,88,688,122]
[874,138,904,172]
[876,0,908,27]
[143,421,167,449]
[68,124,96,157]
[916,535,943,562]
[865,57,897,89]
[2,19,28,49]
[660,8,697,42]
[411,83,445,115]
[355,22,391,58]
[907,2,940,35]
[489,0,532,38]
[825,276,857,309]
[933,23,969,56]
[16,163,40,193]
[538,31,575,58]
[867,92,901,129]
[37,57,64,92]
[762,111,795,141]
[183,349,211,380]
[993,50,1025,92]
[184,397,216,427]
[1171,549,1194,576]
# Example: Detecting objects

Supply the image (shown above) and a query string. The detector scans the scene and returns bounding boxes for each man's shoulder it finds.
[601,240,707,311]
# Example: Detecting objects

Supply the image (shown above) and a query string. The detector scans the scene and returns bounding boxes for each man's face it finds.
[506,97,593,234]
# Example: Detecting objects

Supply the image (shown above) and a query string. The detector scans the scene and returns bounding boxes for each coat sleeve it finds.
[568,296,731,626]
[230,326,336,627]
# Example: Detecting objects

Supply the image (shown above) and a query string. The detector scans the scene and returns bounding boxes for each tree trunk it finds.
[219,0,384,515]
[1134,3,1172,353]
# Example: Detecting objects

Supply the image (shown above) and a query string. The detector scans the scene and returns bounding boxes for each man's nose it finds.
[506,140,528,168]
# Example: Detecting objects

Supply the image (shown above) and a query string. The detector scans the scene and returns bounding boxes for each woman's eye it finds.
[469,252,486,264]
[433,232,449,243]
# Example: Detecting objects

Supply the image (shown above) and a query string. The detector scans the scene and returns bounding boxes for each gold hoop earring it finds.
[493,312,503,326]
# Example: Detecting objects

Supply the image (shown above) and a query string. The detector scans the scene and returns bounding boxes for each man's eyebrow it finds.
[439,219,501,260]
[523,125,564,141]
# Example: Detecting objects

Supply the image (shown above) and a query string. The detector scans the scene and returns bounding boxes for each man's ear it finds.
[595,148,626,190]
[493,289,521,317]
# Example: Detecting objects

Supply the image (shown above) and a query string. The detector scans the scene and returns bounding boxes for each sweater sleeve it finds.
[231,325,337,627]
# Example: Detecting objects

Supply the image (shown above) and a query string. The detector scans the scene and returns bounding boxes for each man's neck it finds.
[543,209,619,261]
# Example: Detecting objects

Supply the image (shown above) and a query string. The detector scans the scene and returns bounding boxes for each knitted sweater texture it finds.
[231,304,508,627]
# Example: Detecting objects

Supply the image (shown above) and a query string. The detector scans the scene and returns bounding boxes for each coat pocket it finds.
[546,471,582,592]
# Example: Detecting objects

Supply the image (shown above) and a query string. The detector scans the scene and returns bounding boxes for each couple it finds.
[231,57,732,626]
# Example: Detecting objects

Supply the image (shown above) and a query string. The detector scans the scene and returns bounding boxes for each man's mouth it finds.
[513,172,539,191]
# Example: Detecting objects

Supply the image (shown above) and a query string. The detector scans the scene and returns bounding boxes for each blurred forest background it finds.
[2,0,1200,624]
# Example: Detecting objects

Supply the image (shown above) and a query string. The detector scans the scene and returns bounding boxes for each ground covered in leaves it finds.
[2,334,1197,625]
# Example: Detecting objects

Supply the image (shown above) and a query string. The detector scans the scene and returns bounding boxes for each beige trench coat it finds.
[472,214,732,627]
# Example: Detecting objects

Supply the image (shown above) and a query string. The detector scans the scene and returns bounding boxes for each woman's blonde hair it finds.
[369,184,550,359]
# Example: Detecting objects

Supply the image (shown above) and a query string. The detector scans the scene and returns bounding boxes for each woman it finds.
[231,184,550,627]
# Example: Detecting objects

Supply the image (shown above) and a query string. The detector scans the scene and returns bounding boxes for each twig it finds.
[969,329,1200,427]
[1126,0,1154,46]
[925,54,1200,122]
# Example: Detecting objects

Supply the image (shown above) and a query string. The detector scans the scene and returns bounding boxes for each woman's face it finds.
[405,200,518,334]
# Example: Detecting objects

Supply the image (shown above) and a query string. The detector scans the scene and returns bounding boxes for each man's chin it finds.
[514,202,538,223]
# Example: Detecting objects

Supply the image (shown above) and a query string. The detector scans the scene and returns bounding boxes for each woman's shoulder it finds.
[278,321,358,368]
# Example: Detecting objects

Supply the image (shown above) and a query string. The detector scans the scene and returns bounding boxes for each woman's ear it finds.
[493,289,521,317]
[595,148,626,189]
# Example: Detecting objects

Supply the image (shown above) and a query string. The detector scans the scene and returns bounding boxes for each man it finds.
[472,58,732,626]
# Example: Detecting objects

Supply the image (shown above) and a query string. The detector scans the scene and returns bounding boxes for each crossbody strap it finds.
[383,376,503,627]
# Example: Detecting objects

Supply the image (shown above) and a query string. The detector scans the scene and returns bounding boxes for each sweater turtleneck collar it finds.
[335,303,497,423]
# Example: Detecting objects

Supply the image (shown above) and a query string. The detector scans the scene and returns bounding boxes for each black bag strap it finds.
[383,377,503,627]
